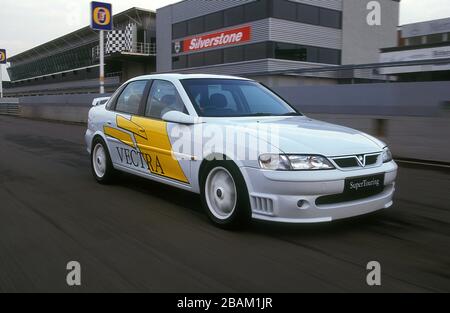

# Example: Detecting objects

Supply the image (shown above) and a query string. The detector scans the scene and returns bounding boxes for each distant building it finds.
[6,8,156,96]
[4,1,403,96]
[380,17,450,81]
[157,0,400,86]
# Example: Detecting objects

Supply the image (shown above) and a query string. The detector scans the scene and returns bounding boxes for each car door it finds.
[131,79,191,185]
[103,80,150,171]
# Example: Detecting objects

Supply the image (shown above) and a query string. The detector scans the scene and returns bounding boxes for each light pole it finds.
[99,30,105,94]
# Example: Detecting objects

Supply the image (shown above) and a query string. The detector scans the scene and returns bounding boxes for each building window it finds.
[319,8,341,29]
[224,6,244,27]
[172,55,187,69]
[188,16,204,36]
[188,52,204,68]
[173,22,187,39]
[244,0,269,23]
[306,46,319,63]
[224,46,244,63]
[297,3,319,25]
[273,0,297,21]
[204,49,223,66]
[318,47,341,65]
[275,42,305,61]
[274,43,320,63]
[204,11,224,32]
[245,42,268,61]
[172,42,341,69]
[426,33,445,44]
[172,1,343,41]
[407,36,423,46]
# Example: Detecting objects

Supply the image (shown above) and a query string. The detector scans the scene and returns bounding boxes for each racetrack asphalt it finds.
[0,115,449,292]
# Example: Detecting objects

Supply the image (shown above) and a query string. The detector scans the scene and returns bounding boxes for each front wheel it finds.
[91,137,115,184]
[200,161,251,229]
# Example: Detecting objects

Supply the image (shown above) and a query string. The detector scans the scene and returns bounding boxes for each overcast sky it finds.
[1,0,450,81]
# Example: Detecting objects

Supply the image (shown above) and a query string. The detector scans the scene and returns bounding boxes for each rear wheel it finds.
[201,161,251,229]
[91,137,115,184]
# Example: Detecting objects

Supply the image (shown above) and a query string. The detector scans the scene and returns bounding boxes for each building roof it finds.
[401,17,450,38]
[8,7,155,63]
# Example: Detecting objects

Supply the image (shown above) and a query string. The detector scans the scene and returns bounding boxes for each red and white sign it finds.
[183,26,251,53]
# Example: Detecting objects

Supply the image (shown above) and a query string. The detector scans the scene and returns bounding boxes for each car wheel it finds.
[200,161,251,229]
[91,137,115,184]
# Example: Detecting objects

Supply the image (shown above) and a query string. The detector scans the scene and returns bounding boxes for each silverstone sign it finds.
[178,26,251,53]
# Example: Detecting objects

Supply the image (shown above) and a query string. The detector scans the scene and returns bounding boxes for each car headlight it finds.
[258,154,291,170]
[258,154,334,170]
[382,147,393,163]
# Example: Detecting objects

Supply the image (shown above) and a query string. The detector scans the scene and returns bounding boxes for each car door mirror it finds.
[92,97,110,106]
[161,111,200,124]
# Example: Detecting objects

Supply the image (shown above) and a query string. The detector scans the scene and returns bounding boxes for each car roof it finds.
[127,73,252,83]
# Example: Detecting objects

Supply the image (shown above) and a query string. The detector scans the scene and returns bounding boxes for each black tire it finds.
[91,137,115,184]
[200,160,251,229]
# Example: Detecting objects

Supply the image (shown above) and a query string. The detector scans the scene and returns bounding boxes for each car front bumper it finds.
[240,161,398,223]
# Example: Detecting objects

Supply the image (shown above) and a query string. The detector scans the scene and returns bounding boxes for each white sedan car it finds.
[85,74,397,228]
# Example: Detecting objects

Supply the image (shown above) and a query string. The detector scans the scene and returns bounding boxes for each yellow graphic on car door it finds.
[104,125,135,148]
[104,115,189,184]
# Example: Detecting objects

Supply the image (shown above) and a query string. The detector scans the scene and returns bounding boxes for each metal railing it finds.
[92,42,156,60]
[131,42,156,55]
[0,102,20,116]
[106,71,123,78]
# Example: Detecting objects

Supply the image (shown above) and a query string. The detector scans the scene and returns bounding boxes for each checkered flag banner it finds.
[106,23,134,54]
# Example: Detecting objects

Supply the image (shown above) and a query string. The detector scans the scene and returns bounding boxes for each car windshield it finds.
[180,79,301,117]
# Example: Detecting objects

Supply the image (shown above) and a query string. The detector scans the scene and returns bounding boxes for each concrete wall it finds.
[274,81,450,117]
[17,93,111,123]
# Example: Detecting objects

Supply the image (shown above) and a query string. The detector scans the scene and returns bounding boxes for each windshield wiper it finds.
[245,113,278,117]
[281,112,301,116]
[245,112,300,117]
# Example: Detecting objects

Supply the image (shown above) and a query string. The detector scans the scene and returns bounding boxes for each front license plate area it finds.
[345,174,385,197]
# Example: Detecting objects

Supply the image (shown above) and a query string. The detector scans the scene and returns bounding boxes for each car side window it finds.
[145,80,187,119]
[106,85,125,111]
[115,81,147,115]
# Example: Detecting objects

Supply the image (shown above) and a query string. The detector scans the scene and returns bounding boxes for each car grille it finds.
[315,187,385,206]
[365,155,379,165]
[334,157,359,168]
[332,153,380,169]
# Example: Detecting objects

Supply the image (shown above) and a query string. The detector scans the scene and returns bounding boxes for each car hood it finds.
[205,116,385,156]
